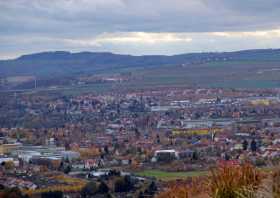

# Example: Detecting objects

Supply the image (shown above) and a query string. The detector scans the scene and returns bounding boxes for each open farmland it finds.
[136,170,208,181]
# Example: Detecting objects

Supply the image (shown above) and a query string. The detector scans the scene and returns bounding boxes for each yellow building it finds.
[172,128,222,137]
[250,99,270,106]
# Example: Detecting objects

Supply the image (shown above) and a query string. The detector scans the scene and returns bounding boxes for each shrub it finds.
[157,163,264,198]
[81,182,98,197]
[157,178,208,198]
[98,181,109,194]
[114,176,133,192]
[209,163,262,198]
[0,187,28,198]
[273,166,280,197]
[157,185,189,198]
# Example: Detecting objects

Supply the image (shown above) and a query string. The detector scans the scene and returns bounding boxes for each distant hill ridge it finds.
[1,49,280,77]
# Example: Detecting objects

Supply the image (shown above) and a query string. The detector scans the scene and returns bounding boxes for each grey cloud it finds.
[1,0,280,58]
[1,0,280,35]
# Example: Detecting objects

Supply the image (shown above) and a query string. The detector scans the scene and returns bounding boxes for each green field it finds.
[136,170,208,181]
[5,59,280,96]
[129,61,280,89]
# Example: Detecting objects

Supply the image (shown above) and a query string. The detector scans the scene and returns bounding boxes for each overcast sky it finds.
[1,0,280,59]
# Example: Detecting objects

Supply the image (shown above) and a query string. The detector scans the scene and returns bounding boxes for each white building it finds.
[61,151,80,161]
[154,149,179,162]
[18,150,41,162]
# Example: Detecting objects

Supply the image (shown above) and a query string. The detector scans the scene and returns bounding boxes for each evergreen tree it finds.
[242,139,248,151]
[98,181,109,194]
[251,139,257,152]
[41,191,63,198]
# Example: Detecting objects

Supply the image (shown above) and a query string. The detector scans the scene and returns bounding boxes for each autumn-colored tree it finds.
[74,147,100,159]
[40,165,49,172]
[3,161,15,170]
[51,160,61,170]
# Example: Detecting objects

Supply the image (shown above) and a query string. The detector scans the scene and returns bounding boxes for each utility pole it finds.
[14,92,17,99]
[34,76,37,89]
